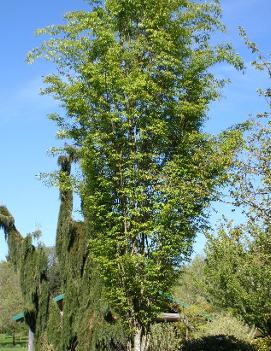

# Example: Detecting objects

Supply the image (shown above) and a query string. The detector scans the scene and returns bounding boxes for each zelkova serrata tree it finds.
[29,0,245,349]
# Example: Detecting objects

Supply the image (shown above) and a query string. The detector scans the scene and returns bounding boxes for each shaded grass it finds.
[0,334,27,350]
[0,348,26,351]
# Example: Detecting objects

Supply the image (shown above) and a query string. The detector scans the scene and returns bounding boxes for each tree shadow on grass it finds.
[181,335,254,351]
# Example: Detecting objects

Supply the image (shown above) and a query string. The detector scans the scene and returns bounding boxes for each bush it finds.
[251,337,271,351]
[148,323,183,351]
[192,313,257,342]
[181,335,254,351]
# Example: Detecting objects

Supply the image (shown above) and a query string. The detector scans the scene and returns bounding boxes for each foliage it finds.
[227,120,271,226]
[46,247,62,296]
[192,313,257,341]
[251,337,271,351]
[148,323,183,351]
[0,262,25,334]
[240,27,271,105]
[174,256,210,306]
[0,206,52,350]
[204,78,271,336]
[181,335,254,351]
[29,1,244,348]
[229,30,271,225]
[52,154,129,351]
[204,220,271,335]
[1,154,130,351]
[0,207,23,268]
[174,256,217,339]
[202,29,271,337]
[174,258,256,341]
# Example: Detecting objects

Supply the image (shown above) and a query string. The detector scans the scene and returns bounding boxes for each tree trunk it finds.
[12,331,15,346]
[133,326,149,351]
[28,328,35,351]
[141,333,149,351]
[134,327,141,351]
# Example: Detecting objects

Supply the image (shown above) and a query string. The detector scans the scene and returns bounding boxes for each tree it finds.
[1,154,129,351]
[175,256,208,306]
[50,153,129,351]
[0,261,25,337]
[45,246,62,297]
[0,206,50,351]
[205,221,271,335]
[174,256,216,339]
[204,33,271,336]
[204,122,271,336]
[30,1,244,350]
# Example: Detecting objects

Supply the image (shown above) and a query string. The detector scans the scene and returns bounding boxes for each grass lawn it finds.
[0,348,26,351]
[0,334,27,351]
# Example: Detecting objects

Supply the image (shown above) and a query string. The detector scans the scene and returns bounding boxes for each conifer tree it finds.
[0,261,25,337]
[53,151,129,351]
[29,1,245,349]
[0,206,49,351]
[1,154,129,351]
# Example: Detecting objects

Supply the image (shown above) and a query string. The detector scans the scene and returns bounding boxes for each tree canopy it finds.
[29,0,244,349]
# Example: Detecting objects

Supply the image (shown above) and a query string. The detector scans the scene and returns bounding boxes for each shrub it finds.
[181,335,254,351]
[148,323,183,351]
[251,337,271,351]
[192,313,257,342]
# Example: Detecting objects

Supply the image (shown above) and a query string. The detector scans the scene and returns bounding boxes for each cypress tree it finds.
[54,152,128,351]
[0,206,49,350]
[1,153,128,350]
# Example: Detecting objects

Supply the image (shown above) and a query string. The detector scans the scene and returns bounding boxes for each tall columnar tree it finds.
[53,152,129,351]
[29,0,244,349]
[0,206,49,351]
[0,154,129,351]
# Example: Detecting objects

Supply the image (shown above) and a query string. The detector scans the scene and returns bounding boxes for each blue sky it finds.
[0,0,271,260]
